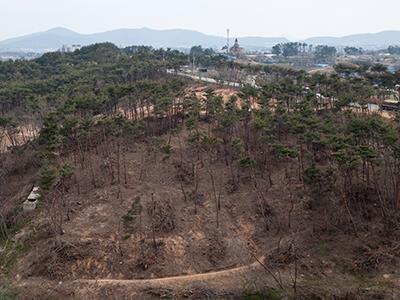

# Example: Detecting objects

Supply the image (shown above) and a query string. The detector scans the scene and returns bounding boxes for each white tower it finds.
[226,29,230,54]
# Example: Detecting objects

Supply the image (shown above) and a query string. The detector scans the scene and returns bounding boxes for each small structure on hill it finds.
[23,187,40,212]
[230,39,245,58]
[60,44,82,53]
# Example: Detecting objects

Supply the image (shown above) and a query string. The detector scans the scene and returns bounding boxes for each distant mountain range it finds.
[0,27,399,52]
[302,31,400,48]
[0,27,288,52]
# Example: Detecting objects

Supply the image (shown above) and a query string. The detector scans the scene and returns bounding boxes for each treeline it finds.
[272,42,337,59]
[189,45,228,67]
[0,43,197,153]
[388,45,400,55]
[0,43,189,114]
[272,43,400,57]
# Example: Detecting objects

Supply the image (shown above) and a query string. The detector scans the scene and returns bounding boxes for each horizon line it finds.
[1,26,400,43]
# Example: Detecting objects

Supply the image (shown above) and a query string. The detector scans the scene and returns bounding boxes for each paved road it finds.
[167,70,245,87]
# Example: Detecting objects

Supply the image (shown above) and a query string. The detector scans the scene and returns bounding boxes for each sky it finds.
[1,0,399,41]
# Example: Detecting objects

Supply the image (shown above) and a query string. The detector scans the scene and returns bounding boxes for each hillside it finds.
[1,44,400,299]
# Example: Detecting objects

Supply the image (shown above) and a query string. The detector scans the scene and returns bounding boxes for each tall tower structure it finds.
[226,29,230,55]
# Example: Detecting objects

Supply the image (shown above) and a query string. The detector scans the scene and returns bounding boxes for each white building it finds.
[60,44,82,53]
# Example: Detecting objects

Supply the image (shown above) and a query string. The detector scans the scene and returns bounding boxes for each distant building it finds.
[229,39,245,58]
[60,44,82,53]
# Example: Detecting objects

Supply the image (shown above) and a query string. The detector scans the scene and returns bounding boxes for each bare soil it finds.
[2,125,400,299]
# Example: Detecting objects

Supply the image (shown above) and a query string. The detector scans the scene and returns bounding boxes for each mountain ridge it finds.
[0,27,399,52]
[302,30,400,47]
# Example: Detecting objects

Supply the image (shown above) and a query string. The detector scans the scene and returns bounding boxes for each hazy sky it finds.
[1,0,399,40]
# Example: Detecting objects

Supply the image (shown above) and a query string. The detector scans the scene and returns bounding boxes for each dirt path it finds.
[15,257,279,299]
[79,257,264,285]
[72,257,274,299]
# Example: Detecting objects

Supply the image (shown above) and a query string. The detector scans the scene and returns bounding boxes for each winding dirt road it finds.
[16,257,278,299]
[72,257,275,299]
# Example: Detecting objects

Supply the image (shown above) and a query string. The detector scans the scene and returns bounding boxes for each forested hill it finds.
[2,39,400,299]
[0,43,186,114]
[0,42,227,153]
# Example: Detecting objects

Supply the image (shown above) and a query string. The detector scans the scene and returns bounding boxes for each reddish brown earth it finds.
[1,125,399,299]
